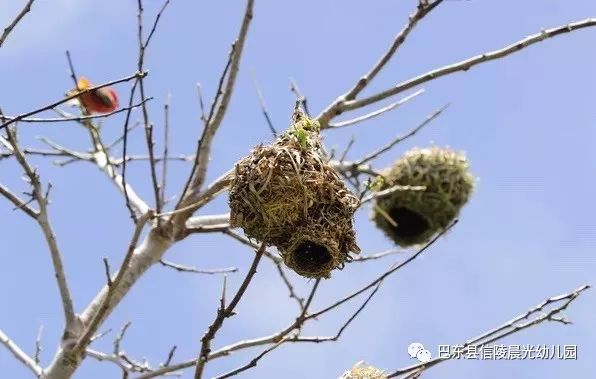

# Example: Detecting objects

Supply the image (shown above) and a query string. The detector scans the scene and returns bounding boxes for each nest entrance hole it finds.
[389,206,429,238]
[293,241,332,271]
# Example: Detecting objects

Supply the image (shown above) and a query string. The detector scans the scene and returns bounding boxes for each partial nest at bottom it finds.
[341,362,387,379]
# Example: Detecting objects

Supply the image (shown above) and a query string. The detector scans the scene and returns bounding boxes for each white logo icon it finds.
[407,342,432,363]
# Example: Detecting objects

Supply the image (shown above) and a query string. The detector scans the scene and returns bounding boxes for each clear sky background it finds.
[1,0,595,378]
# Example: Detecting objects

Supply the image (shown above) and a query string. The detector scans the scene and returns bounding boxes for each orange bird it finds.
[67,77,119,114]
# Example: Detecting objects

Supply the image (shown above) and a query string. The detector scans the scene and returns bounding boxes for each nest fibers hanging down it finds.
[340,362,387,379]
[229,114,360,278]
[372,146,475,247]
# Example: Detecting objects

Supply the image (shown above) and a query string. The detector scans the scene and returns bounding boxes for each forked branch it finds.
[336,18,596,122]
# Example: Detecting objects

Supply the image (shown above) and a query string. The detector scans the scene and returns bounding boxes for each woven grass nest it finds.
[372,146,475,247]
[341,362,387,379]
[229,113,360,278]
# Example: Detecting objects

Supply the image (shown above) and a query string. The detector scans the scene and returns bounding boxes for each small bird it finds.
[67,77,119,114]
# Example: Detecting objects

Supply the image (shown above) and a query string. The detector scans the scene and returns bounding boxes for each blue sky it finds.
[1,0,595,378]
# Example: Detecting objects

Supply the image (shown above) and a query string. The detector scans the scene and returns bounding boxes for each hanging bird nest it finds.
[229,112,360,277]
[341,362,387,379]
[372,146,475,247]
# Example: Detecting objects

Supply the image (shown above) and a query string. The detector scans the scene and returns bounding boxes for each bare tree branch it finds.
[0,0,35,47]
[0,328,44,377]
[134,223,448,378]
[71,210,155,359]
[387,284,590,378]
[309,221,457,321]
[45,221,171,378]
[112,154,194,166]
[211,338,286,379]
[172,0,254,231]
[342,18,596,116]
[193,243,266,379]
[290,280,384,345]
[0,182,39,218]
[136,0,171,216]
[317,0,443,127]
[166,170,235,237]
[5,127,77,331]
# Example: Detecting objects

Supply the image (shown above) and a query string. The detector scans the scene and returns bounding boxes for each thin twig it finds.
[327,89,424,129]
[351,248,406,262]
[34,325,43,365]
[196,83,207,124]
[338,135,355,163]
[65,50,79,87]
[90,328,112,343]
[111,154,194,166]
[273,263,305,310]
[289,77,310,117]
[250,70,277,137]
[162,345,177,367]
[87,348,167,376]
[107,122,141,150]
[0,0,35,47]
[114,321,132,355]
[193,243,266,379]
[103,258,113,286]
[159,259,238,275]
[360,184,427,206]
[160,93,171,210]
[211,339,286,379]
[358,103,449,165]
[37,136,90,161]
[86,349,133,374]
[0,183,39,218]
